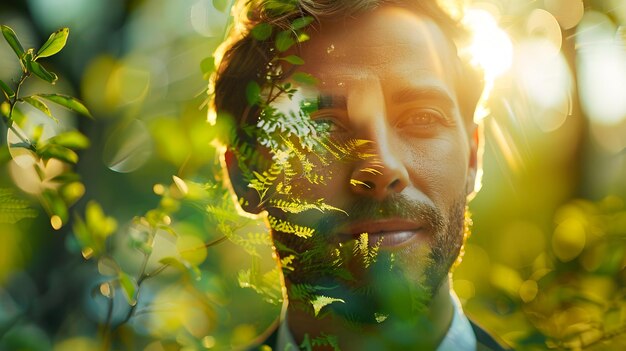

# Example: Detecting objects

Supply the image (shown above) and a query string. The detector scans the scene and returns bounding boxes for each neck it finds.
[284,276,454,350]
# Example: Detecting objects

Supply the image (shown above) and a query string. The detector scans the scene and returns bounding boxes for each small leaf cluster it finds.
[0,24,91,229]
[79,176,229,342]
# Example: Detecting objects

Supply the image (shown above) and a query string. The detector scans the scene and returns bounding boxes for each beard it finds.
[270,193,468,326]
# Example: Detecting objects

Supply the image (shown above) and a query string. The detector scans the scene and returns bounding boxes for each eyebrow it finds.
[391,87,455,107]
[305,87,455,111]
[314,95,347,109]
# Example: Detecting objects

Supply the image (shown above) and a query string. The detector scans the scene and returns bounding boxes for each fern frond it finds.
[269,198,346,215]
[267,215,315,238]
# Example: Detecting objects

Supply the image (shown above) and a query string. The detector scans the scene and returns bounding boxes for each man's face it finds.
[244,6,478,323]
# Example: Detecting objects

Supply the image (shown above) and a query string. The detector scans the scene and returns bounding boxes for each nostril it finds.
[388,179,400,190]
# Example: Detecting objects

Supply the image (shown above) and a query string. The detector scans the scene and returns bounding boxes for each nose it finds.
[344,80,409,200]
[349,133,409,200]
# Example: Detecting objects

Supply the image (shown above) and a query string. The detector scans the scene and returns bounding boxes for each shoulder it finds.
[243,318,514,351]
[469,319,515,351]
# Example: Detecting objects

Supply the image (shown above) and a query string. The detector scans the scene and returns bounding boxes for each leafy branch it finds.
[0,24,92,229]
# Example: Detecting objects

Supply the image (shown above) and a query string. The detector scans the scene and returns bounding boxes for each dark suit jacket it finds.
[246,318,513,351]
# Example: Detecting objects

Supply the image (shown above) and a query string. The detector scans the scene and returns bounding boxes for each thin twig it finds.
[4,73,35,150]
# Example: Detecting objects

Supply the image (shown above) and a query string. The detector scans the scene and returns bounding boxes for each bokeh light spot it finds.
[544,0,584,30]
[552,218,586,262]
[577,20,626,127]
[514,40,572,132]
[190,0,228,37]
[177,235,208,266]
[50,215,63,230]
[519,279,538,303]
[526,9,562,53]
[103,119,153,173]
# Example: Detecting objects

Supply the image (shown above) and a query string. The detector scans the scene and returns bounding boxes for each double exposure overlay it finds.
[1,0,626,350]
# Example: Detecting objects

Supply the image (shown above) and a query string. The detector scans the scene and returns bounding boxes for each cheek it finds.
[404,139,469,203]
[284,157,352,204]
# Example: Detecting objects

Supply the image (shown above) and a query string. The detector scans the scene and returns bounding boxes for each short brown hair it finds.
[212,0,484,143]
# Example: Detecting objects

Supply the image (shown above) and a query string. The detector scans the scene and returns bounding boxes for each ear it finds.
[223,148,263,215]
[465,123,483,199]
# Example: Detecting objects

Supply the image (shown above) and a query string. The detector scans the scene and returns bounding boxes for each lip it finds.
[336,218,427,249]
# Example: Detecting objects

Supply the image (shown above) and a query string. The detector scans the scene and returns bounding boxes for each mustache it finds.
[315,194,445,236]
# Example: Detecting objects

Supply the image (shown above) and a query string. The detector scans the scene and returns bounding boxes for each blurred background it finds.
[1,0,625,350]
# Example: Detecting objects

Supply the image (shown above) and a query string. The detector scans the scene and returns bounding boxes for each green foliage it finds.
[36,94,92,118]
[0,188,37,223]
[0,24,91,229]
[280,55,305,65]
[268,198,346,215]
[291,16,314,30]
[311,295,345,317]
[300,333,340,351]
[36,27,69,58]
[1,25,25,58]
[267,215,315,238]
[72,201,118,259]
[118,271,138,305]
[251,23,273,41]
[238,256,283,305]
[275,30,295,52]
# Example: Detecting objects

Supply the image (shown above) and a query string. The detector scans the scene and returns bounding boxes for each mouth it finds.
[336,218,428,250]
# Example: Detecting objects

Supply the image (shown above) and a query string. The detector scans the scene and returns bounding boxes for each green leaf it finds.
[0,188,37,224]
[38,143,79,163]
[251,23,273,41]
[98,256,120,276]
[49,172,81,183]
[291,72,318,86]
[0,101,10,118]
[86,201,117,239]
[280,55,304,65]
[26,60,58,84]
[73,214,94,259]
[37,94,92,118]
[42,189,68,224]
[1,25,25,58]
[291,16,314,30]
[10,105,27,126]
[275,30,295,52]
[118,271,138,305]
[264,0,296,15]
[48,130,90,149]
[59,181,85,205]
[311,295,344,317]
[32,124,44,144]
[246,81,261,106]
[22,96,54,119]
[1,101,27,127]
[36,27,69,59]
[0,79,15,99]
[297,32,310,43]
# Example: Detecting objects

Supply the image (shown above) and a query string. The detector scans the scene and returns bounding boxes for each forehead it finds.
[296,6,458,92]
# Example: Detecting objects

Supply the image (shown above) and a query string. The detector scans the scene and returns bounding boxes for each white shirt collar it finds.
[276,291,476,350]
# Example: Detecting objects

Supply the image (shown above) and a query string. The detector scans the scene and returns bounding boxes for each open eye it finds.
[396,108,445,129]
[311,110,347,134]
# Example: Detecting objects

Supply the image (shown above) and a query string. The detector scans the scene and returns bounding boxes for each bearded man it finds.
[212,0,511,350]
